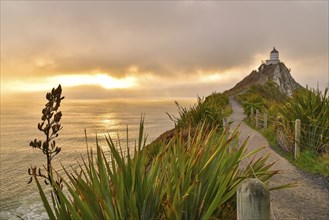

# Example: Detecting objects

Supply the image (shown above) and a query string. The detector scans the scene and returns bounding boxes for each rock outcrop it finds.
[225,63,303,96]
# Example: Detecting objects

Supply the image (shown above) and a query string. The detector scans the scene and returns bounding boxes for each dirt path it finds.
[229,97,329,220]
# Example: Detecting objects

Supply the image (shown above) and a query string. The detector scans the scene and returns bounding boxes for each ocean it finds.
[0,98,194,220]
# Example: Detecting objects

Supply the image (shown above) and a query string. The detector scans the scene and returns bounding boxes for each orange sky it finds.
[1,1,328,100]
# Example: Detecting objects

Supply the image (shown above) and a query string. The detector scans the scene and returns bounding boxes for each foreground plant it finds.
[28,84,65,184]
[34,117,278,219]
[278,88,329,154]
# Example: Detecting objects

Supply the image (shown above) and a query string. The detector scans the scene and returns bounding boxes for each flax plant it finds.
[34,118,278,219]
[278,88,329,154]
[29,84,65,185]
[167,93,231,131]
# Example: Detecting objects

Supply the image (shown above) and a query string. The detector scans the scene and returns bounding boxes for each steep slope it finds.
[225,63,303,96]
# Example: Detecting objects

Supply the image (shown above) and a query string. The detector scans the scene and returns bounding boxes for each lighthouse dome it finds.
[271,47,279,54]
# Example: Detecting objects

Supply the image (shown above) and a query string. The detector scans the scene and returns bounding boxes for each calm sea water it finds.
[0,98,194,220]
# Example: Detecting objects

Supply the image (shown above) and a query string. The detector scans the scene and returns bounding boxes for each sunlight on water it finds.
[0,98,194,219]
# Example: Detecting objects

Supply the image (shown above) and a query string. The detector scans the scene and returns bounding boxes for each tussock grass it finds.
[168,93,231,131]
[238,81,329,176]
[245,119,329,177]
[237,81,287,116]
[278,88,329,154]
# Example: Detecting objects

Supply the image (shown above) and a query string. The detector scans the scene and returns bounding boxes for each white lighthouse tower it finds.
[266,47,280,65]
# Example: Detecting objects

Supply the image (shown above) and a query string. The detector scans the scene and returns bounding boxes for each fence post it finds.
[263,113,267,129]
[256,110,259,128]
[294,119,301,160]
[222,109,226,128]
[250,107,254,118]
[237,178,270,220]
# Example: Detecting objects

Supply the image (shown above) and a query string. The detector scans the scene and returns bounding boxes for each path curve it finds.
[229,97,329,220]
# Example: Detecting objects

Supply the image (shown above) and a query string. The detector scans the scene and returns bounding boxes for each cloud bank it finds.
[1,1,328,98]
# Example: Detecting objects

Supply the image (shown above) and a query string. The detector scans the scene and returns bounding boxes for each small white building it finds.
[266,47,280,65]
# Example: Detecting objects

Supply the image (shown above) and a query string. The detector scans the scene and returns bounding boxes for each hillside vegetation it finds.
[33,91,280,219]
[168,93,231,130]
[36,122,277,219]
[237,82,329,176]
[236,81,287,116]
[146,92,232,159]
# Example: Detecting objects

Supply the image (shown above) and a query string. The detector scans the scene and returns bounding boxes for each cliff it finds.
[225,63,303,96]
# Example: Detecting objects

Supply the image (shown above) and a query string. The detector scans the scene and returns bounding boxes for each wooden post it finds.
[250,107,254,119]
[263,113,267,129]
[250,107,254,125]
[237,178,270,220]
[294,119,301,160]
[222,109,226,128]
[256,110,259,128]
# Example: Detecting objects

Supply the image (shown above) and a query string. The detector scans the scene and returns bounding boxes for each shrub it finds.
[241,93,265,117]
[238,81,287,117]
[278,88,329,154]
[168,93,231,131]
[34,119,278,219]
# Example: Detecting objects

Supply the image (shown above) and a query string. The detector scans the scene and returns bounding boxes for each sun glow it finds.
[52,74,137,89]
[4,73,137,92]
[197,69,243,83]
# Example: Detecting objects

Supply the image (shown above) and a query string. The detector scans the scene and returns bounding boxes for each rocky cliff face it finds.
[225,63,302,96]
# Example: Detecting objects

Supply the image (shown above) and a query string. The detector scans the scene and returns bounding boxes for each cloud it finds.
[1,1,328,94]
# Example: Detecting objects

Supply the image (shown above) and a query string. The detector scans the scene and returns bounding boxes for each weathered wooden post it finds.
[294,119,301,160]
[263,113,267,129]
[222,109,226,128]
[250,107,254,119]
[250,107,254,125]
[255,110,259,128]
[237,178,270,220]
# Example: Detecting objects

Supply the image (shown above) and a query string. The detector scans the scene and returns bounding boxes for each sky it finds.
[1,1,328,100]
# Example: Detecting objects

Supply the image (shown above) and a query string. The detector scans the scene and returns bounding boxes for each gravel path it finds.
[229,97,329,220]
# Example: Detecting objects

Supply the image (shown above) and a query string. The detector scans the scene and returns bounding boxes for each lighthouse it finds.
[266,47,280,65]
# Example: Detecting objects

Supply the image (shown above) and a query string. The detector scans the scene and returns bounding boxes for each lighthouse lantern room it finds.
[266,47,280,65]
